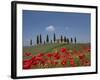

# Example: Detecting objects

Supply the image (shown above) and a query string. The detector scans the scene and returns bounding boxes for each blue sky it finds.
[23,10,91,46]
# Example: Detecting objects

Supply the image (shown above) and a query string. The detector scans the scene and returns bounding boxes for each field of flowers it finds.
[23,43,91,69]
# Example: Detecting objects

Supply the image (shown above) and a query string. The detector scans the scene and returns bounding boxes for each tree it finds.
[61,35,63,43]
[40,34,42,44]
[53,33,56,43]
[74,37,76,44]
[36,35,39,44]
[71,37,73,43]
[46,34,49,43]
[64,36,67,43]
[67,38,69,44]
[30,39,32,46]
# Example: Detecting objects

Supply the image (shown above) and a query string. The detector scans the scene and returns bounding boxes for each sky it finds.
[23,10,91,46]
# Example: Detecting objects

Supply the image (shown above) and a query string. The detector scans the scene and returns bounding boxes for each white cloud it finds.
[45,25,55,32]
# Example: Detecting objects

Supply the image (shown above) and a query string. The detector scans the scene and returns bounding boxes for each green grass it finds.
[23,43,90,60]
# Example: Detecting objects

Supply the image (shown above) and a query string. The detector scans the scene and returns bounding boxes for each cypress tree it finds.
[71,37,73,43]
[64,36,67,43]
[74,37,76,44]
[46,34,49,43]
[30,39,32,46]
[53,33,56,43]
[36,35,39,44]
[40,34,42,44]
[61,35,63,43]
[67,38,69,44]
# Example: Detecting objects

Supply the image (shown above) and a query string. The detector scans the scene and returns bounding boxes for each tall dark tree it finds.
[67,38,69,44]
[53,33,56,43]
[30,39,32,46]
[46,34,49,43]
[40,34,42,44]
[61,35,63,43]
[64,36,67,42]
[71,37,73,43]
[74,37,76,44]
[36,35,39,44]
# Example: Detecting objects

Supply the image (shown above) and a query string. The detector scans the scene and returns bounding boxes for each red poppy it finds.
[51,61,58,65]
[84,60,90,66]
[79,54,85,60]
[55,55,60,60]
[69,58,75,66]
[46,53,53,58]
[24,52,32,56]
[61,60,67,66]
[37,53,44,57]
[61,55,66,59]
[32,61,39,65]
[68,54,72,59]
[54,61,58,65]
[31,56,36,61]
[87,48,91,52]
[35,56,43,61]
[53,52,60,60]
[47,60,52,64]
[23,59,32,69]
[40,59,46,65]
[61,48,67,53]
[53,52,59,57]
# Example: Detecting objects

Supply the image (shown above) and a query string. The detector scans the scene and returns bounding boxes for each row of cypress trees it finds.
[30,33,77,46]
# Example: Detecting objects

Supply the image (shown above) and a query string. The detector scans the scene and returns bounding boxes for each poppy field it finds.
[23,43,91,69]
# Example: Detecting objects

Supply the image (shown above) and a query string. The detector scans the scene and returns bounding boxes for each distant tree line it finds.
[30,33,77,46]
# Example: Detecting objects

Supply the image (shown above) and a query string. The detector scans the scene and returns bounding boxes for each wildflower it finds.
[46,53,53,58]
[61,60,67,66]
[69,58,75,66]
[37,53,44,57]
[61,48,67,53]
[23,59,32,69]
[24,52,32,56]
[79,54,85,60]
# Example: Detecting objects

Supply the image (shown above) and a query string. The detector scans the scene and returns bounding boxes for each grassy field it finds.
[23,43,91,69]
[23,43,89,57]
